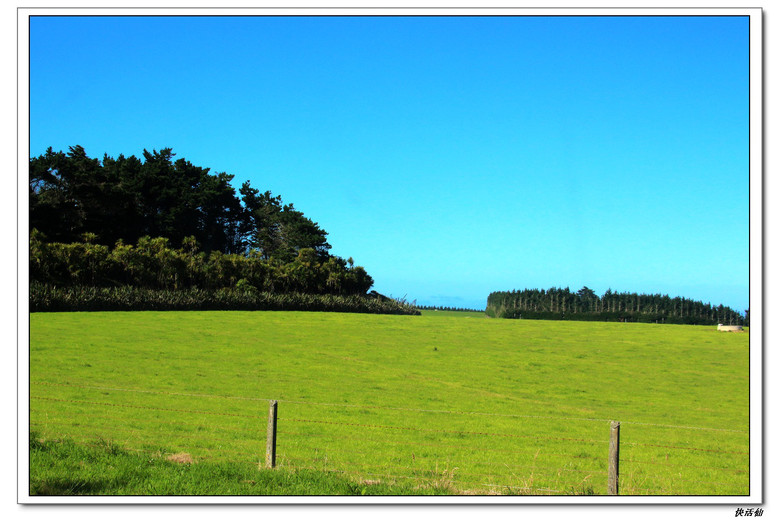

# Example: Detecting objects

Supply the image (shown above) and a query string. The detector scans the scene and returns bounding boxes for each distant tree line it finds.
[486,287,746,326]
[416,305,485,313]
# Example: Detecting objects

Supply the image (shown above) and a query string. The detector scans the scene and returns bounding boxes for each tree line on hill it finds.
[486,287,747,326]
[416,305,485,313]
[29,146,420,315]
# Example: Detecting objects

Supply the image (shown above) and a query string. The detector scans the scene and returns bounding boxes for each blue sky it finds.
[29,15,750,311]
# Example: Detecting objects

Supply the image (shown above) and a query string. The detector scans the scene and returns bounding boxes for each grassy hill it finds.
[29,311,750,495]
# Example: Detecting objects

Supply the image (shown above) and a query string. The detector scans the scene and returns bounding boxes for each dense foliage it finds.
[30,230,372,295]
[486,287,746,325]
[30,146,330,260]
[27,145,408,314]
[29,282,420,315]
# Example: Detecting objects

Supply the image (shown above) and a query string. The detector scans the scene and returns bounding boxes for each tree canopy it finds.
[30,146,330,261]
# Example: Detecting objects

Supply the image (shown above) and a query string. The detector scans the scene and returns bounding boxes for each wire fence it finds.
[31,381,750,433]
[29,380,750,496]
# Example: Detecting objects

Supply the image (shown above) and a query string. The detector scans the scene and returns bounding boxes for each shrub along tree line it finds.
[29,282,419,314]
[30,230,373,295]
[486,286,746,326]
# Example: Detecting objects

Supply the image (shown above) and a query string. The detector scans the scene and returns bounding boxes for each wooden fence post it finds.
[266,400,278,469]
[608,420,620,495]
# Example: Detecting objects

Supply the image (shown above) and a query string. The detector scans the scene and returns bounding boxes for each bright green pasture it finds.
[29,312,750,496]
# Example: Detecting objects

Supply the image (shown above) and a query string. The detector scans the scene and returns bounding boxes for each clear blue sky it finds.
[29,15,750,312]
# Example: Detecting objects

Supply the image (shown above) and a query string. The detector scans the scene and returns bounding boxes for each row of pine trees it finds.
[486,287,747,326]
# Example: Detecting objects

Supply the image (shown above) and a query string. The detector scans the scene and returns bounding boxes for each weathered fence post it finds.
[266,400,278,469]
[608,420,620,495]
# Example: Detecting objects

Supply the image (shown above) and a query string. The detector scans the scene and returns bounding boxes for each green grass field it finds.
[29,311,750,496]
[29,435,460,496]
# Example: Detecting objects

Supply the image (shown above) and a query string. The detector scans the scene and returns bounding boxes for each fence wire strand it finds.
[279,454,602,480]
[31,395,262,420]
[280,417,609,444]
[30,409,259,436]
[278,429,604,460]
[621,440,748,455]
[621,458,748,473]
[625,474,742,488]
[33,380,273,402]
[278,445,607,476]
[30,419,259,447]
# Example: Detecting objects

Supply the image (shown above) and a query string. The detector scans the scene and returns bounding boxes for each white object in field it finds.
[717,324,744,332]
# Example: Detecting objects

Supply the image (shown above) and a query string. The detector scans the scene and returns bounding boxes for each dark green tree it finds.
[240,181,330,261]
